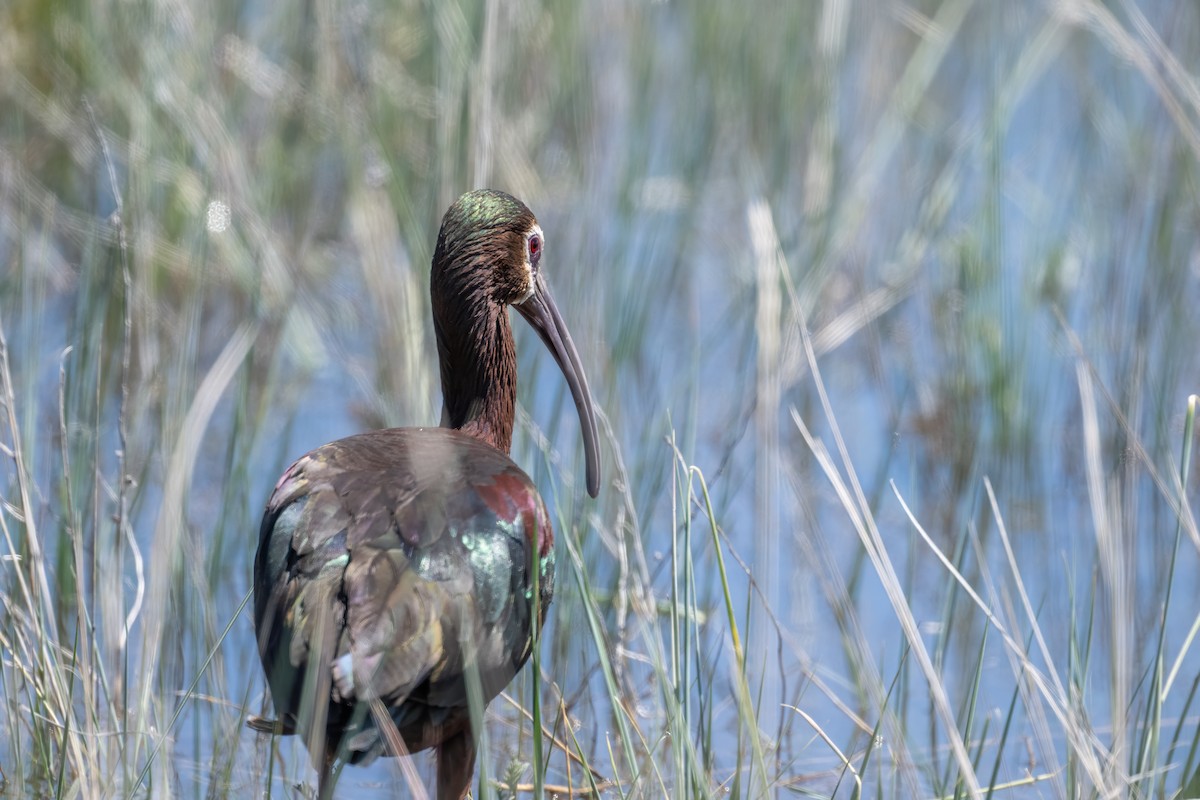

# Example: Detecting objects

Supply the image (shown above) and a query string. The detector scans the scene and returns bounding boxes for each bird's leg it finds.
[316,746,339,800]
[436,730,477,800]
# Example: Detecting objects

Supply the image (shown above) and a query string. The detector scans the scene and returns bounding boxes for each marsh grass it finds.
[2,0,1200,797]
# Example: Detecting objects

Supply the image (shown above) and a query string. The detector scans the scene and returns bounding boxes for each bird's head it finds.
[432,189,601,498]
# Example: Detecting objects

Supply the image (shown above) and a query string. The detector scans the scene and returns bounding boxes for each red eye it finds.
[529,234,541,259]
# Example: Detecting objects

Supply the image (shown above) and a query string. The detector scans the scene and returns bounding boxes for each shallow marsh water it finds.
[1,0,1199,797]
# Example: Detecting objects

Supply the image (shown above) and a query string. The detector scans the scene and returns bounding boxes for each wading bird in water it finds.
[250,190,601,799]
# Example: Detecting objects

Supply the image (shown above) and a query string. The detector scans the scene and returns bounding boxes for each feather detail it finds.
[252,427,553,766]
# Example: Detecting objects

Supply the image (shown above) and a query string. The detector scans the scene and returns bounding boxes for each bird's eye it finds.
[528,234,541,262]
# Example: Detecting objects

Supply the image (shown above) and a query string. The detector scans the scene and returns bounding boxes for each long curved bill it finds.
[515,273,601,497]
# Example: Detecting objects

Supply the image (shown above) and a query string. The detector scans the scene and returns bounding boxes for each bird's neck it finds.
[436,303,518,453]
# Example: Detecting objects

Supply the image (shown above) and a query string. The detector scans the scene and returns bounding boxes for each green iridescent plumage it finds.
[254,429,554,763]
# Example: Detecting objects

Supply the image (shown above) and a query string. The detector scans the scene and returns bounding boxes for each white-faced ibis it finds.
[250,190,600,799]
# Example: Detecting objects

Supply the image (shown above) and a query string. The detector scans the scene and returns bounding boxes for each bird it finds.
[249,189,601,799]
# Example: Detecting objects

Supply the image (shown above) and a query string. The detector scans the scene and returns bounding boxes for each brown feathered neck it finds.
[432,295,517,453]
[430,193,535,454]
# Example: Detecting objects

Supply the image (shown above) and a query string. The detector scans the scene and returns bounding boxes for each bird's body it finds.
[253,429,554,762]
[250,190,599,799]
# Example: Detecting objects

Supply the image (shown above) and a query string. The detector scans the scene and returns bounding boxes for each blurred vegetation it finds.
[1,0,1199,797]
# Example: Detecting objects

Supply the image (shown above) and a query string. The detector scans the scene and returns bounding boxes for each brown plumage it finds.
[250,190,600,799]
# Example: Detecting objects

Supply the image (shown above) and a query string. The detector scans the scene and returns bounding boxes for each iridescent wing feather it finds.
[253,427,554,761]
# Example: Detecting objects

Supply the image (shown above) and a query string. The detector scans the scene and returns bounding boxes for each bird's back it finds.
[253,427,555,763]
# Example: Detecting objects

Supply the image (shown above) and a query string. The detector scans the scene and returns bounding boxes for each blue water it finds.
[5,0,1200,797]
